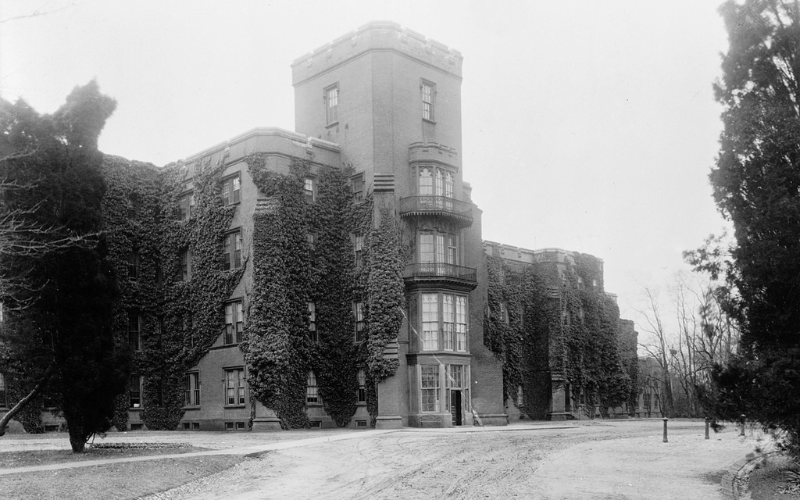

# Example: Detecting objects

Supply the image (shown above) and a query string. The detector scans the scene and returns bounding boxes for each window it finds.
[354,234,364,268]
[224,301,244,345]
[420,365,439,412]
[422,294,439,350]
[221,174,241,206]
[179,192,194,221]
[351,172,364,202]
[354,302,365,342]
[129,375,142,408]
[325,84,339,125]
[306,372,319,404]
[456,296,468,352]
[443,295,454,351]
[448,365,463,389]
[419,167,433,196]
[225,368,246,406]
[304,177,315,203]
[222,231,243,271]
[185,373,200,407]
[421,80,435,121]
[499,302,509,325]
[357,369,367,403]
[418,294,468,352]
[307,232,317,252]
[179,248,192,281]
[0,373,6,408]
[128,312,140,351]
[308,302,317,342]
[128,251,140,280]
[418,231,458,273]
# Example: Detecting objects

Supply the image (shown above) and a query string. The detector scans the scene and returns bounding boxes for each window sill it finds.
[326,121,339,129]
[224,404,247,409]
[129,407,143,412]
[182,406,201,411]
[423,118,436,125]
[306,402,323,407]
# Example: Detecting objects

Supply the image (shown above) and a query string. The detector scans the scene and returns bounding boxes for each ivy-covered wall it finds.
[241,155,404,429]
[483,246,634,419]
[102,155,244,431]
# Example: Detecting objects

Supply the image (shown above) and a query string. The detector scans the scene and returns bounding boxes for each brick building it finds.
[0,22,641,431]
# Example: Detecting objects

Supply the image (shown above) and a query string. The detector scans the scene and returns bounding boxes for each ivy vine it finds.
[484,251,633,419]
[102,154,244,430]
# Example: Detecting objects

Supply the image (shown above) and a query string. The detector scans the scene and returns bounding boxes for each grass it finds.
[0,455,246,500]
[0,442,206,469]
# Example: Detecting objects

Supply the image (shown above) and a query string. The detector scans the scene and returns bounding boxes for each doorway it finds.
[450,390,462,426]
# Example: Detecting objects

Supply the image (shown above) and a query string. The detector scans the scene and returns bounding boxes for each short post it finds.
[663,417,668,443]
[740,414,746,437]
[704,417,710,440]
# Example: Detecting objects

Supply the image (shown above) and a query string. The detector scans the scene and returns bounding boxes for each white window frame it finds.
[421,80,435,121]
[306,372,320,404]
[185,372,200,407]
[420,364,440,412]
[224,301,244,345]
[325,84,339,125]
[225,368,246,406]
[222,230,243,271]
[221,173,241,206]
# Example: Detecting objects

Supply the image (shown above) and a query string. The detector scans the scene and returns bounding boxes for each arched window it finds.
[444,171,454,198]
[419,168,433,196]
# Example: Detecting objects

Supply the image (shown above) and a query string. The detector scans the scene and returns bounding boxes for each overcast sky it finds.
[0,0,731,337]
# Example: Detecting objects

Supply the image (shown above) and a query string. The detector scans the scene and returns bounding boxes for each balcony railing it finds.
[398,196,474,224]
[403,263,477,285]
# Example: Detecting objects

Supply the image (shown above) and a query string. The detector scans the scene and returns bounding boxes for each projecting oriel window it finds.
[325,84,339,125]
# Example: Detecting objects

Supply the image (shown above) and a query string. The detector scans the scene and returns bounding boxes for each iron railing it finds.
[403,263,477,283]
[398,196,474,223]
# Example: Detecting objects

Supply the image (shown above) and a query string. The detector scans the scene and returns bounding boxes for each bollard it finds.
[663,417,668,443]
[705,417,710,440]
[740,414,746,437]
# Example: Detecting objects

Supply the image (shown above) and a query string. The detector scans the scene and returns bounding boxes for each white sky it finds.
[0,0,731,336]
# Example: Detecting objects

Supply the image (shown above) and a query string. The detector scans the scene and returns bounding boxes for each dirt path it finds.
[145,420,759,500]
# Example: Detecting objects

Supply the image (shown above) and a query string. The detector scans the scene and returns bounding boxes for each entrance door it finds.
[450,390,462,426]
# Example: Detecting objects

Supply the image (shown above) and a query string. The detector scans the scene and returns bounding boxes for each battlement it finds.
[292,21,463,86]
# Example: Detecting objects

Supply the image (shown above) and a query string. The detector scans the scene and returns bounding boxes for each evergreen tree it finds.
[0,82,129,451]
[698,0,800,455]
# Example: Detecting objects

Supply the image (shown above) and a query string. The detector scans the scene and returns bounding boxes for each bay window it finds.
[418,293,468,352]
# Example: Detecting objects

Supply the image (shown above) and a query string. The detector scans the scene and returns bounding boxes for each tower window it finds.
[421,80,435,121]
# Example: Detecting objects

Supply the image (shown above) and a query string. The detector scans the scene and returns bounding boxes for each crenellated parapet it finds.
[292,21,464,85]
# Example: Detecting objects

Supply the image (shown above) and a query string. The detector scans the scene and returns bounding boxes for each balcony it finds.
[403,263,477,289]
[398,196,474,226]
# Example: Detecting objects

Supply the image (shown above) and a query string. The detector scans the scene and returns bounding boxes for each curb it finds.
[721,456,749,500]
[721,450,780,499]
